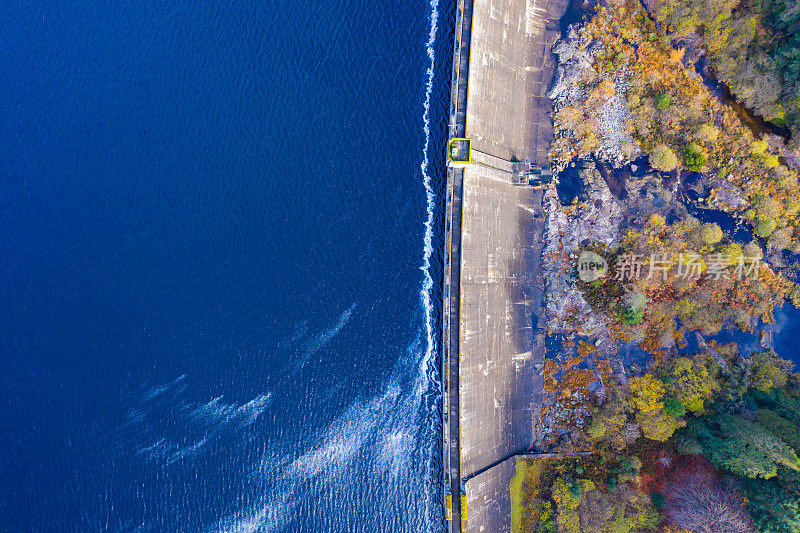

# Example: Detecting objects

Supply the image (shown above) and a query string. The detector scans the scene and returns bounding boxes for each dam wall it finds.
[444,0,568,532]
[465,0,567,165]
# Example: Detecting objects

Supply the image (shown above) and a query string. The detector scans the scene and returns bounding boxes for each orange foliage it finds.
[577,341,597,359]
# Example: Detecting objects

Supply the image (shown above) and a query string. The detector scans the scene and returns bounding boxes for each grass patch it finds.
[510,458,551,533]
[510,459,529,533]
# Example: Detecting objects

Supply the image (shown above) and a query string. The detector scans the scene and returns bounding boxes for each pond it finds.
[556,157,588,204]
[676,303,800,369]
[682,202,752,243]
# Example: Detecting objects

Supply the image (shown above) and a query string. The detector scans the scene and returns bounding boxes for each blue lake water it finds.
[0,0,451,530]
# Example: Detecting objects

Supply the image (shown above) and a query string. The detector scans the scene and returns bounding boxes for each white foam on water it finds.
[118,377,272,466]
[287,382,402,480]
[304,303,355,358]
[189,394,272,431]
[376,425,416,478]
[213,506,269,533]
[212,352,438,531]
[212,380,407,532]
[419,0,440,401]
[410,0,443,527]
[143,373,187,401]
[284,303,356,375]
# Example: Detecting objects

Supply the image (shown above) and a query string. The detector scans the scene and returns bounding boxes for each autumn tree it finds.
[578,484,661,532]
[663,458,755,533]
[755,218,778,238]
[552,478,595,533]
[666,356,719,414]
[750,351,791,392]
[649,143,679,171]
[694,123,719,143]
[754,195,782,222]
[695,223,722,246]
[630,375,666,412]
[629,375,685,441]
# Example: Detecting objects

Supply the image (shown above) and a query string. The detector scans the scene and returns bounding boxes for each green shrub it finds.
[790,286,800,308]
[757,409,800,453]
[569,482,582,500]
[654,92,671,109]
[683,144,706,171]
[619,291,647,325]
[664,398,686,417]
[651,492,665,509]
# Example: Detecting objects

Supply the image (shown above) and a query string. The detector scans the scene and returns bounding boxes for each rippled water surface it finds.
[0,1,452,530]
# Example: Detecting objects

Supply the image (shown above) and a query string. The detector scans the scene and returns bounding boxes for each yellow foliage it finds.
[668,357,719,414]
[552,478,581,533]
[597,79,616,99]
[636,407,685,441]
[629,375,665,412]
[676,297,698,316]
[648,214,665,228]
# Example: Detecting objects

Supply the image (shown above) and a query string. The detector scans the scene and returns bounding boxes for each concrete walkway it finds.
[451,0,475,139]
[445,168,464,531]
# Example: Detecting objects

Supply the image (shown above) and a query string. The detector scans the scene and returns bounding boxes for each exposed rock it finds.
[707,175,747,210]
[547,25,595,100]
[759,330,773,349]
[622,423,641,443]
[764,133,800,170]
[549,24,639,169]
[594,70,639,166]
[767,251,786,268]
[671,33,705,68]
[695,333,729,374]
[541,161,626,380]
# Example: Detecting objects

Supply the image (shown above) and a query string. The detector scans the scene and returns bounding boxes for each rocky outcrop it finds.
[594,71,639,166]
[708,175,748,210]
[547,25,595,100]
[541,160,626,380]
[695,333,730,374]
[548,24,639,169]
[764,133,800,170]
